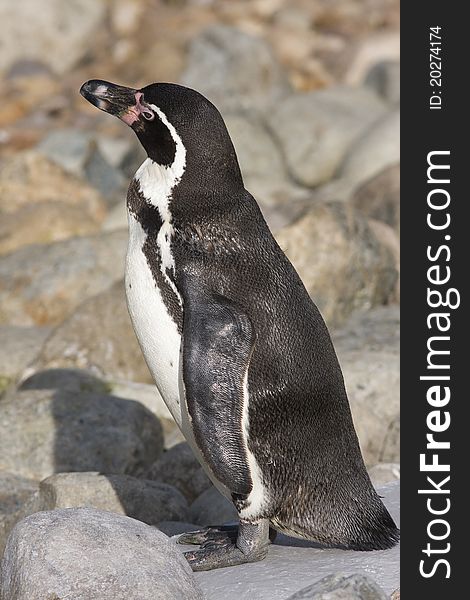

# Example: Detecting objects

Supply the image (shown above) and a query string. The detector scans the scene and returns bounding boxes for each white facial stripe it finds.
[134,103,187,308]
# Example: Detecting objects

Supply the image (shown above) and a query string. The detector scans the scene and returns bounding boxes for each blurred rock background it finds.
[0,0,399,597]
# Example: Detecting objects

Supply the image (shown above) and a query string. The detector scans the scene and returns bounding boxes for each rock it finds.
[345,32,400,86]
[224,111,309,230]
[391,589,400,600]
[0,230,126,326]
[0,203,101,256]
[181,25,291,112]
[189,486,238,526]
[351,165,400,233]
[0,0,107,75]
[158,521,201,537]
[147,443,211,503]
[367,219,400,302]
[285,573,388,599]
[266,86,386,187]
[0,473,38,558]
[0,151,106,220]
[365,61,400,105]
[368,463,400,487]
[30,281,152,382]
[21,472,188,526]
[19,368,110,394]
[37,129,125,198]
[0,508,204,600]
[275,202,398,327]
[340,109,400,188]
[105,379,184,448]
[0,376,163,480]
[333,307,400,465]
[189,482,400,599]
[0,326,50,384]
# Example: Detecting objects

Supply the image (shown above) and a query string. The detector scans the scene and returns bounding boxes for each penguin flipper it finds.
[181,281,255,498]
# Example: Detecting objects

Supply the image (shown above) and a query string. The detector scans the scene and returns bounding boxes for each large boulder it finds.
[181,25,291,112]
[20,472,188,526]
[30,281,152,383]
[189,486,238,527]
[147,443,211,503]
[0,372,163,480]
[266,86,386,187]
[0,0,107,75]
[275,202,397,327]
[0,230,126,326]
[285,573,388,599]
[0,508,204,600]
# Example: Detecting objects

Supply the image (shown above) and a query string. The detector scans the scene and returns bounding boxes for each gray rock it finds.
[19,368,110,395]
[333,307,400,465]
[181,25,291,112]
[285,573,388,599]
[147,443,211,503]
[351,164,400,233]
[0,379,163,480]
[365,61,400,105]
[275,202,398,327]
[105,379,184,449]
[0,508,204,600]
[0,473,38,558]
[189,486,238,526]
[158,521,201,537]
[0,326,50,385]
[0,1,106,75]
[368,463,400,487]
[189,482,400,599]
[340,109,400,188]
[21,472,188,526]
[0,230,126,326]
[267,87,386,187]
[30,281,153,383]
[37,129,125,199]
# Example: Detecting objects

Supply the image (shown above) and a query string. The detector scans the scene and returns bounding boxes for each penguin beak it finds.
[80,79,153,126]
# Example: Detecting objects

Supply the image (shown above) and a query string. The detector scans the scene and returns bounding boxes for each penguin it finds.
[80,79,399,571]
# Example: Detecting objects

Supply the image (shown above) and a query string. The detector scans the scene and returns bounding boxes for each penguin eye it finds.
[142,108,155,121]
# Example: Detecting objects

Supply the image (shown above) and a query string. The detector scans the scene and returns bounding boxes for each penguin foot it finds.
[177,524,238,546]
[182,519,270,572]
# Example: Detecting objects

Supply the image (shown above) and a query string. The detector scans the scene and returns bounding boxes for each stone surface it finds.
[0,508,204,600]
[182,25,291,112]
[340,109,400,188]
[365,61,400,105]
[0,473,38,558]
[0,203,101,256]
[275,202,397,327]
[31,281,152,382]
[0,0,107,75]
[106,379,184,448]
[333,306,400,465]
[185,482,400,599]
[37,129,125,198]
[0,326,50,384]
[158,521,201,537]
[147,443,212,503]
[189,486,238,526]
[0,230,126,326]
[20,472,188,527]
[368,463,400,487]
[267,86,386,187]
[367,219,400,302]
[351,164,400,233]
[0,375,163,480]
[285,573,388,599]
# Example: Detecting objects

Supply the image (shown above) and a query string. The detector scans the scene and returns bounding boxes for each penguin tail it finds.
[271,493,400,551]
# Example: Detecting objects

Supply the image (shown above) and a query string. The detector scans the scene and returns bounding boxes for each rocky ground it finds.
[0,1,399,598]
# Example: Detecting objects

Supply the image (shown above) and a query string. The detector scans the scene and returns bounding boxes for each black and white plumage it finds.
[80,80,399,570]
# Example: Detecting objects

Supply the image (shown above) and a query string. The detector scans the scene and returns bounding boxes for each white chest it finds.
[125,213,183,427]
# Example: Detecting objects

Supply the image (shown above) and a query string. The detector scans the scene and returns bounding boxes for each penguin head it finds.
[80,80,242,187]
